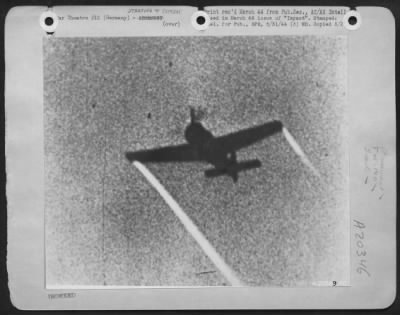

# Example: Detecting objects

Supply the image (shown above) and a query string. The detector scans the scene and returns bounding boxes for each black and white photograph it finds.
[43,36,349,287]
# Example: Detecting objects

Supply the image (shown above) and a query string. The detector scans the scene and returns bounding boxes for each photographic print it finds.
[44,36,349,287]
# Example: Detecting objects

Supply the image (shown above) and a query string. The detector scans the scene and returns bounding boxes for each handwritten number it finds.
[357,250,367,257]
[355,231,364,239]
[357,267,371,277]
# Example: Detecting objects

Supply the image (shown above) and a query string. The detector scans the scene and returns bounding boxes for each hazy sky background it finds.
[44,36,348,286]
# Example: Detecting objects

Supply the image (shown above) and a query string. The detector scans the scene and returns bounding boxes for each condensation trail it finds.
[132,161,243,286]
[282,127,321,179]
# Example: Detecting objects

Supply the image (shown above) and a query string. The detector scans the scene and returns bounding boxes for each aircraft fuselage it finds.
[184,121,240,180]
[125,111,274,182]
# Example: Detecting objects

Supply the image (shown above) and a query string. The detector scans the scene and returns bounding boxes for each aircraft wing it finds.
[215,120,283,152]
[125,143,200,163]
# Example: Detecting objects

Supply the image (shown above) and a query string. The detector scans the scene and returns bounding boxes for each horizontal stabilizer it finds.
[231,159,261,172]
[204,168,225,178]
[204,159,261,178]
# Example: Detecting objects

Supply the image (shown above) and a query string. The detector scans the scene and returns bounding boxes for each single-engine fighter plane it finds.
[125,108,283,182]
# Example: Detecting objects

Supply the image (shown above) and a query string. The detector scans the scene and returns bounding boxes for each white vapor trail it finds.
[132,161,243,286]
[282,127,321,179]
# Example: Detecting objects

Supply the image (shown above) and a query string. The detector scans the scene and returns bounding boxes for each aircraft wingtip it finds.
[125,152,133,162]
[273,119,284,131]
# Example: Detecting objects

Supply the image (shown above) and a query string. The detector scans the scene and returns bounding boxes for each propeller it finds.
[189,106,207,123]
